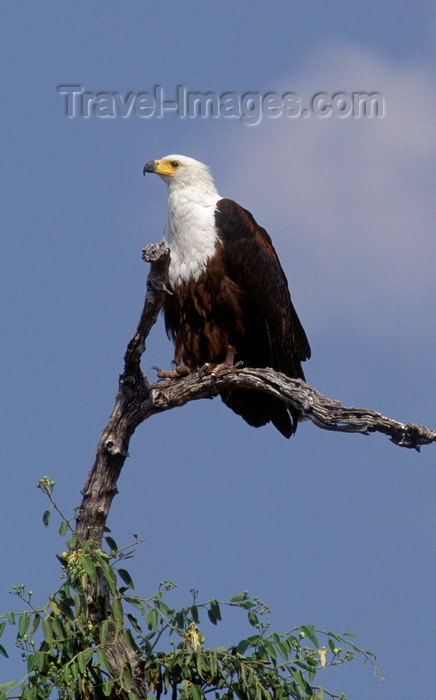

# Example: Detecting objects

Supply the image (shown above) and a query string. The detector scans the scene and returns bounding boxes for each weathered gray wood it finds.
[146,367,435,450]
[75,243,170,544]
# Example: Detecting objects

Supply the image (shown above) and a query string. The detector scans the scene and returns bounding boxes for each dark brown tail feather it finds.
[221,389,297,438]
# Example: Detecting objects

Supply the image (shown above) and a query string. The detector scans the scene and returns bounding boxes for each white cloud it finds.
[220,44,436,349]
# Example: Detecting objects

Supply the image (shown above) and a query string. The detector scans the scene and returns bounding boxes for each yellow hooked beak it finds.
[143,159,181,177]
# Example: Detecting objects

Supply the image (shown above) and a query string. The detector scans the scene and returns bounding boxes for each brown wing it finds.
[215,198,311,437]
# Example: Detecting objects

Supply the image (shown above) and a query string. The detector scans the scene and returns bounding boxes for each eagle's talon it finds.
[198,364,208,381]
[199,361,233,379]
[149,365,171,381]
[175,364,191,376]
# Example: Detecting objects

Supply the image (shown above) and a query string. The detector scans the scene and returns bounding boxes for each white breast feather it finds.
[164,187,221,287]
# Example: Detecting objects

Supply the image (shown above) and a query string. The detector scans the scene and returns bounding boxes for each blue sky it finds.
[2,1,435,697]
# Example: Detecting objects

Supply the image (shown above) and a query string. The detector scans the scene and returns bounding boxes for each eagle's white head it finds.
[143,154,221,284]
[143,154,220,201]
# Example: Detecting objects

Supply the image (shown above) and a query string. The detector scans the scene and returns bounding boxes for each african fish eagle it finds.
[143,155,311,438]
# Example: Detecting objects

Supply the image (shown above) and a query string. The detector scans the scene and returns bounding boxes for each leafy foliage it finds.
[0,482,383,700]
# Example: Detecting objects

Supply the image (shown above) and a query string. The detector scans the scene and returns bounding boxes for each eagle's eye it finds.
[170,161,179,168]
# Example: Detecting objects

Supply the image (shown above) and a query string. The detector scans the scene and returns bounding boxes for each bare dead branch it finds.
[145,368,435,450]
[75,243,169,545]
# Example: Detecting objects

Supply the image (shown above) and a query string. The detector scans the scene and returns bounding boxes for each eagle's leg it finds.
[200,347,237,378]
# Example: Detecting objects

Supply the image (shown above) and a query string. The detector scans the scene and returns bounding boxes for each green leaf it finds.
[77,648,94,674]
[28,615,41,643]
[207,608,217,625]
[49,598,61,615]
[0,622,6,638]
[262,639,277,660]
[74,593,88,619]
[255,643,269,662]
[112,597,124,630]
[123,629,138,652]
[66,531,78,550]
[306,655,318,668]
[328,638,337,653]
[124,597,145,614]
[99,619,109,644]
[26,652,38,672]
[81,556,97,584]
[196,653,204,679]
[190,684,202,700]
[58,598,75,621]
[174,611,185,630]
[146,608,159,632]
[69,660,79,683]
[163,668,171,692]
[210,650,218,678]
[290,666,306,689]
[300,625,319,648]
[97,648,110,672]
[290,665,313,695]
[210,599,222,621]
[155,598,170,615]
[5,612,15,625]
[0,644,9,659]
[236,638,250,654]
[0,681,16,692]
[247,611,259,628]
[42,509,51,527]
[190,605,199,623]
[295,659,314,673]
[58,521,68,536]
[41,618,53,644]
[118,568,134,590]
[121,661,133,690]
[230,593,246,603]
[102,681,113,696]
[22,687,37,700]
[275,639,289,661]
[127,614,142,635]
[239,662,247,689]
[18,612,30,637]
[100,563,118,594]
[105,536,118,552]
[36,650,49,673]
[51,618,66,640]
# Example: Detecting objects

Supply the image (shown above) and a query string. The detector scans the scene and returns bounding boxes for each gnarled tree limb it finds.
[145,368,435,450]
